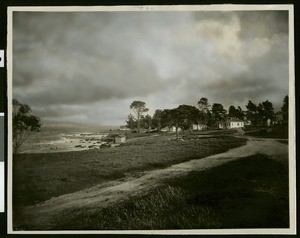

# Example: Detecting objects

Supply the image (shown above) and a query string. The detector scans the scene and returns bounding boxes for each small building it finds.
[114,135,126,143]
[192,124,207,131]
[169,126,182,132]
[161,126,182,132]
[161,127,169,132]
[267,118,272,127]
[220,118,244,129]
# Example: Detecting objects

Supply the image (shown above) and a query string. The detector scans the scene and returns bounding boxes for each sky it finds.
[13,9,289,126]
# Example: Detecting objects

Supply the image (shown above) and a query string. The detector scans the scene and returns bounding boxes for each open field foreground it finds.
[54,153,289,230]
[13,132,288,230]
[13,133,246,208]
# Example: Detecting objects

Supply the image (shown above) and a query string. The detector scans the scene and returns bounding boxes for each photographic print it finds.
[7,5,295,234]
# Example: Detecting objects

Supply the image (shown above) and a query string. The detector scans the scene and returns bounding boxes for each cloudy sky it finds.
[13,9,289,126]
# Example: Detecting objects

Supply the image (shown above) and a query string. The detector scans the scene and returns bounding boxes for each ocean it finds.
[17,124,120,154]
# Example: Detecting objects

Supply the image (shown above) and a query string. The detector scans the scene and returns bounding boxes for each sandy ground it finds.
[20,133,108,153]
[18,136,288,229]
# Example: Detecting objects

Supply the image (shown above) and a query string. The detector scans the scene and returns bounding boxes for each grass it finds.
[13,133,247,212]
[51,153,289,230]
[244,124,288,139]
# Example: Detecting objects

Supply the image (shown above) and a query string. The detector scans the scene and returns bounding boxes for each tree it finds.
[245,100,259,126]
[176,105,199,130]
[281,95,288,124]
[140,114,152,131]
[248,100,274,126]
[206,110,214,127]
[126,113,137,131]
[261,100,275,125]
[257,103,265,125]
[236,106,245,120]
[197,97,210,113]
[160,109,173,129]
[211,103,227,126]
[167,105,199,139]
[170,108,183,139]
[228,105,237,118]
[197,97,210,128]
[152,109,163,130]
[130,101,149,133]
[13,99,41,154]
[228,105,245,120]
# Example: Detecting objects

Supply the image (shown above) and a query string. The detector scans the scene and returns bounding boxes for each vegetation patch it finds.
[13,134,247,212]
[277,140,288,145]
[41,153,288,230]
[245,125,288,139]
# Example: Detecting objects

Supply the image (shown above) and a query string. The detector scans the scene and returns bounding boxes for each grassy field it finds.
[13,131,247,213]
[244,124,288,139]
[52,153,289,230]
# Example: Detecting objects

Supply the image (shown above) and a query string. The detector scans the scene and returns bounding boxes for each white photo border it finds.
[7,4,296,235]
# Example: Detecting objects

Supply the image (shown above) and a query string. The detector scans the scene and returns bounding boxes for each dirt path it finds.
[19,137,288,229]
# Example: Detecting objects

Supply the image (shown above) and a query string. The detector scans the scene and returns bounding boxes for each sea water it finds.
[17,124,119,154]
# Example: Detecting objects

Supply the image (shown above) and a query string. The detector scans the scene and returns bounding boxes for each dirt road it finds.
[18,137,288,229]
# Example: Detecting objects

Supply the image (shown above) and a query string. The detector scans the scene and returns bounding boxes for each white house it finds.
[220,118,244,129]
[192,124,207,131]
[267,118,272,126]
[161,126,182,132]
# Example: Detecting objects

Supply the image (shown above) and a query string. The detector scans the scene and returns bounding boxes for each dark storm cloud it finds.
[13,12,169,107]
[12,9,290,125]
[14,59,163,106]
[203,76,282,108]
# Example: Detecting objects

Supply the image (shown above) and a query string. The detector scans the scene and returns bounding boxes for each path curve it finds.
[19,137,288,229]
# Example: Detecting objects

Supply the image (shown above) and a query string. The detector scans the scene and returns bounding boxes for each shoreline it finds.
[19,132,110,154]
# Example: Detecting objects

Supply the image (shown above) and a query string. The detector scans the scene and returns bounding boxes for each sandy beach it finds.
[19,132,109,154]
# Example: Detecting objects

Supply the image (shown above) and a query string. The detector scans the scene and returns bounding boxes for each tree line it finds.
[126,96,289,137]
